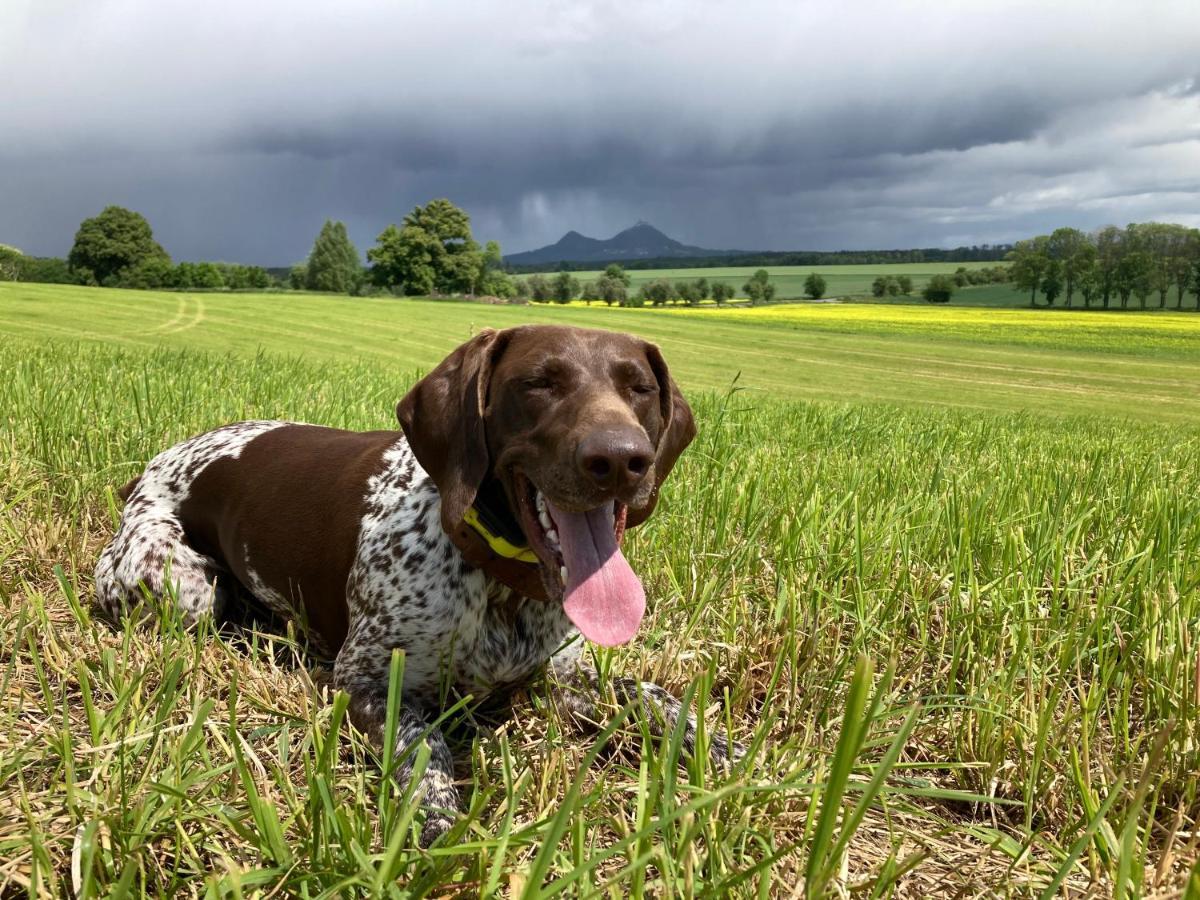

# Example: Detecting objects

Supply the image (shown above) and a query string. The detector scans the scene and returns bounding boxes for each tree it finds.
[1065,242,1096,308]
[1048,227,1088,307]
[1172,228,1200,308]
[304,220,360,294]
[1190,258,1200,311]
[674,281,699,306]
[871,275,900,297]
[192,261,225,289]
[743,269,775,305]
[1039,259,1062,306]
[0,244,21,281]
[15,256,72,284]
[711,282,735,305]
[526,274,553,303]
[1007,238,1050,306]
[367,199,480,295]
[952,266,970,288]
[174,262,201,289]
[604,263,632,288]
[479,241,515,297]
[1077,264,1101,308]
[247,266,272,290]
[641,279,673,306]
[68,206,170,285]
[579,280,601,305]
[551,271,579,304]
[803,272,827,300]
[595,275,627,306]
[897,275,913,295]
[1114,251,1152,308]
[289,264,308,290]
[1171,226,1200,309]
[117,256,175,289]
[922,274,956,303]
[369,224,434,295]
[1095,225,1123,308]
[1128,252,1155,309]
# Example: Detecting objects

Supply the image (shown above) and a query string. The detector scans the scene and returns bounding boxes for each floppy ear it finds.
[397,328,510,534]
[628,342,696,528]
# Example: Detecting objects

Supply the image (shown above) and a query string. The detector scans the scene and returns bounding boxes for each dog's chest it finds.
[347,439,574,701]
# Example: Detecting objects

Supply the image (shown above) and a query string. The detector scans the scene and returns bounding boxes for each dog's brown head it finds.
[397,324,695,646]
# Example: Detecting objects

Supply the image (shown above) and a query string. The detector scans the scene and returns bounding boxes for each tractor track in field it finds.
[151,295,206,335]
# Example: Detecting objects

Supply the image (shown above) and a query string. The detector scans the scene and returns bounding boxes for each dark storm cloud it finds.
[1,1,1199,262]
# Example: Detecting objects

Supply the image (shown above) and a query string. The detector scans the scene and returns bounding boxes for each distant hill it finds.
[505,222,746,266]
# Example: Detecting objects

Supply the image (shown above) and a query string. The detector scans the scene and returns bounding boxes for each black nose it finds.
[577,428,654,491]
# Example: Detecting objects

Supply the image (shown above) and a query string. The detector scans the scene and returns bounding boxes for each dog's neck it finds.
[448,480,549,602]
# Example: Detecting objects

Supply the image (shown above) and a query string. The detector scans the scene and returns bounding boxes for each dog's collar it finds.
[446,480,549,602]
[463,480,539,564]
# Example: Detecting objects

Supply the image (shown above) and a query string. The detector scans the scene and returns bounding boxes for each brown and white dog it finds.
[95,324,741,845]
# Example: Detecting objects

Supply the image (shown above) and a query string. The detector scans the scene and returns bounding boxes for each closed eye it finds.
[523,376,555,391]
[631,383,658,395]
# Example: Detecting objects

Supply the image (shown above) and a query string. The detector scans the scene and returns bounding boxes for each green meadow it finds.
[2,282,1199,421]
[2,282,1199,896]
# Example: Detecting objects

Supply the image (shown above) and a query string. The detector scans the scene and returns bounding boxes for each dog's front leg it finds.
[340,686,460,847]
[549,645,746,767]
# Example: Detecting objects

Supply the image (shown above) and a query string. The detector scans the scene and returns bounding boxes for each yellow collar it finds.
[462,505,539,564]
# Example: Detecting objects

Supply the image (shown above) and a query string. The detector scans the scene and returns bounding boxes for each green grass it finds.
[535,261,1002,300]
[2,282,1200,895]
[3,282,1200,423]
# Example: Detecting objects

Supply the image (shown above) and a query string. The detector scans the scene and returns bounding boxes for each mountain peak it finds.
[618,221,667,236]
[508,222,740,266]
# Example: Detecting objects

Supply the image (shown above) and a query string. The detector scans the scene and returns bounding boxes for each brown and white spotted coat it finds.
[94,325,742,847]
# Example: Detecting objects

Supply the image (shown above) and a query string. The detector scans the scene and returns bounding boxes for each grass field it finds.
[2,283,1200,896]
[535,262,1005,301]
[3,282,1200,423]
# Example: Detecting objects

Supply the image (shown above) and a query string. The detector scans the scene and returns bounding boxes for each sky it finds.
[2,0,1199,265]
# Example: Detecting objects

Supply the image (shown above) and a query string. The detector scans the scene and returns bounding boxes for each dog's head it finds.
[397,324,695,645]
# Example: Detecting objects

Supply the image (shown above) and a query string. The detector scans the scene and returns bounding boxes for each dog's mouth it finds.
[511,470,645,647]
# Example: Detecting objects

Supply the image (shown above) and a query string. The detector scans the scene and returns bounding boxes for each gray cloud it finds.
[1,0,1198,262]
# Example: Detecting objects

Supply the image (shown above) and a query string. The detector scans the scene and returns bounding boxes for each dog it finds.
[95,324,741,845]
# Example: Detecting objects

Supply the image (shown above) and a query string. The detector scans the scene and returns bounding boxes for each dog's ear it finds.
[397,328,510,533]
[628,342,696,528]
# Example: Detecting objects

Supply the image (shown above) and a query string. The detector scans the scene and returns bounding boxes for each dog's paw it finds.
[418,812,454,849]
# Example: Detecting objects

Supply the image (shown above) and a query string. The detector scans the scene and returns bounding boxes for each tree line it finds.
[5,204,1199,312]
[1007,224,1200,309]
[519,269,820,306]
[0,201,515,298]
[0,201,819,307]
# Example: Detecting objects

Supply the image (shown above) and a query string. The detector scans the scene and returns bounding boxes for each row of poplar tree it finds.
[1007,224,1200,309]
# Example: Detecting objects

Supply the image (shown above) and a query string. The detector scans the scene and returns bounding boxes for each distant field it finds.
[2,282,1199,422]
[533,260,1001,299]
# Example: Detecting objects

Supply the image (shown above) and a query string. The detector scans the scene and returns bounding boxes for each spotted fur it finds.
[96,413,740,846]
[94,421,285,625]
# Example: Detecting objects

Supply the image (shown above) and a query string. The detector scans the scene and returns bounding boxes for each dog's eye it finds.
[523,376,554,392]
[631,383,658,396]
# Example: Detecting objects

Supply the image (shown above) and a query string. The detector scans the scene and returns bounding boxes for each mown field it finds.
[2,283,1199,896]
[3,282,1200,422]
[536,261,1007,300]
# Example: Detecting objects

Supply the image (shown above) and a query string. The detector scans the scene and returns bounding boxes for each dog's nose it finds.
[578,428,654,491]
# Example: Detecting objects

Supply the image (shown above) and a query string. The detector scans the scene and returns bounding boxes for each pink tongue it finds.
[548,501,646,646]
